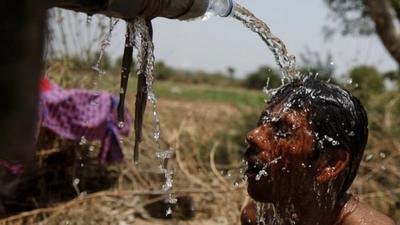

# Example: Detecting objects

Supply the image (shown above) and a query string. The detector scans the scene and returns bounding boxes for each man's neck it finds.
[271,194,347,225]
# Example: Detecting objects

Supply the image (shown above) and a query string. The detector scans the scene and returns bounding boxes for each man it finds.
[241,76,394,225]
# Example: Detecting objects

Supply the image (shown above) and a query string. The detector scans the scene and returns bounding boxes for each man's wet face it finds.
[244,102,315,202]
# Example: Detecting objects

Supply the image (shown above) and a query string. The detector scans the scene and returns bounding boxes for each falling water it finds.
[86,15,92,24]
[132,18,177,214]
[255,156,282,181]
[92,18,119,76]
[232,4,298,82]
[132,19,160,145]
[256,202,267,225]
[74,17,119,195]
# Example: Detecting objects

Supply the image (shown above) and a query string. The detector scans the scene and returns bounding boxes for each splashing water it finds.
[233,4,298,82]
[92,18,119,76]
[132,18,177,213]
[256,202,267,225]
[79,136,87,145]
[75,17,119,195]
[255,156,282,181]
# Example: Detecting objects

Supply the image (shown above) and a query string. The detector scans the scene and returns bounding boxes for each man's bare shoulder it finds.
[343,201,395,225]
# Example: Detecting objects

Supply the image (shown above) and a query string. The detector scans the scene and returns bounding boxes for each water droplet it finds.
[166,207,172,216]
[365,154,373,161]
[348,131,355,136]
[161,169,174,192]
[79,136,87,145]
[73,178,80,185]
[168,196,178,204]
[331,140,339,146]
[86,15,92,24]
[379,152,386,159]
[89,145,95,152]
[255,169,268,181]
[118,121,125,128]
[156,150,173,160]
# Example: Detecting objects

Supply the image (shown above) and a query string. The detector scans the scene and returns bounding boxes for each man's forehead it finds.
[259,102,309,124]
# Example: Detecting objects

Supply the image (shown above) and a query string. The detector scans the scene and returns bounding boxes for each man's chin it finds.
[247,178,273,202]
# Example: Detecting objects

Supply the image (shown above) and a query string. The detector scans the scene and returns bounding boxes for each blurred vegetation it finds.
[242,66,281,90]
[345,66,385,102]
[324,0,400,81]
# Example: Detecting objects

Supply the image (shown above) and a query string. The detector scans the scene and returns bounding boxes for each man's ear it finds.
[314,149,350,183]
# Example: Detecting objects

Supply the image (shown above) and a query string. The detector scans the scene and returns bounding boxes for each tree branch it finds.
[366,0,400,66]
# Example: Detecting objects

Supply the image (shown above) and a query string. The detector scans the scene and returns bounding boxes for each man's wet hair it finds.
[263,76,368,197]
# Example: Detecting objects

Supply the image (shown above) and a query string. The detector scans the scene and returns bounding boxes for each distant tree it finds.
[154,61,174,80]
[384,70,400,90]
[227,67,236,80]
[243,66,281,90]
[324,0,400,70]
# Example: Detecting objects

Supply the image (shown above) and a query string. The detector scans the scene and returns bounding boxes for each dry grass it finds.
[0,96,253,225]
[351,94,400,220]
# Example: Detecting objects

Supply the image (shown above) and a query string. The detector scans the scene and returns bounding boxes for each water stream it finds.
[92,18,119,76]
[232,4,298,83]
[75,17,119,197]
[131,18,177,215]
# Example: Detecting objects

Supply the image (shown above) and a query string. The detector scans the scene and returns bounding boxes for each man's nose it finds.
[246,125,270,150]
[245,127,263,159]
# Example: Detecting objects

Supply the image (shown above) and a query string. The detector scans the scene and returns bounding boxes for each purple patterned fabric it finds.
[0,160,24,175]
[38,79,132,163]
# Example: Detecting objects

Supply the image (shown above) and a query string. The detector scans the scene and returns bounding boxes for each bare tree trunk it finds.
[0,1,46,171]
[366,0,400,66]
